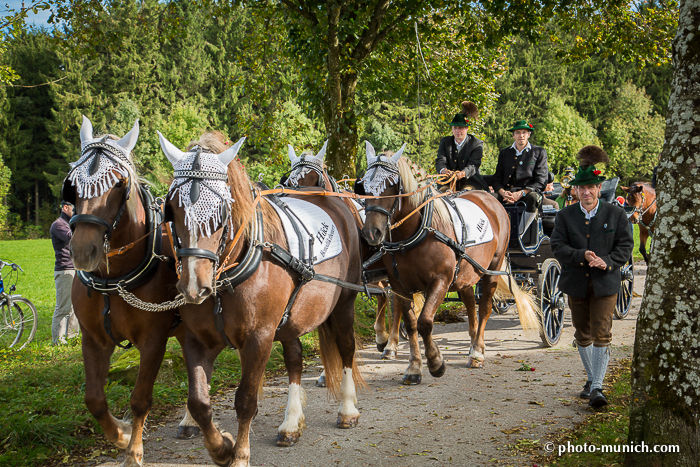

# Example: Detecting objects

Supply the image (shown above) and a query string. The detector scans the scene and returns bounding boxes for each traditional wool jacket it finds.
[492,144,548,194]
[50,211,74,271]
[550,201,634,298]
[435,135,488,191]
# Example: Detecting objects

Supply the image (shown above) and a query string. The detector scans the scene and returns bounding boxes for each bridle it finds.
[62,139,134,257]
[360,159,403,241]
[630,190,657,230]
[166,147,231,265]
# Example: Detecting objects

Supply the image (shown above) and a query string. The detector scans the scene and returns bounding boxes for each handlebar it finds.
[0,260,23,273]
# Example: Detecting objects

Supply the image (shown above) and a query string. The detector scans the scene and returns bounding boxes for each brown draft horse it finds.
[358,142,540,383]
[65,117,193,467]
[159,131,365,467]
[284,143,400,362]
[621,182,657,263]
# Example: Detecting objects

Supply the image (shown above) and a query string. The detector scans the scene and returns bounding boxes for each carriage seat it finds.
[599,177,619,203]
[503,203,540,248]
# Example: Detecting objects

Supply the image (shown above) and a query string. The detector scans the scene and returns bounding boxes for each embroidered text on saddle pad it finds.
[266,197,343,265]
[447,198,494,246]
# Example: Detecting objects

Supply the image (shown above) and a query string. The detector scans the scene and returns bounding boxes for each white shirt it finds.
[580,200,600,219]
[511,142,531,157]
[455,134,469,151]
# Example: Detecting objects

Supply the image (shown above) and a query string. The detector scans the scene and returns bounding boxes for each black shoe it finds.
[580,381,592,399]
[588,388,608,408]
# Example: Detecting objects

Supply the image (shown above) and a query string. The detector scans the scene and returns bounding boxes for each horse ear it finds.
[158,131,186,167]
[218,136,246,167]
[288,144,300,165]
[80,115,94,146]
[315,140,328,163]
[620,186,629,193]
[365,140,376,161]
[390,143,406,164]
[115,119,139,156]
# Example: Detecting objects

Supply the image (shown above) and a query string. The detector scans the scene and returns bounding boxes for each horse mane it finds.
[395,157,451,233]
[188,132,283,243]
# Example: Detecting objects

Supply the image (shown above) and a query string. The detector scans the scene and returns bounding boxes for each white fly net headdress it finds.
[66,116,139,199]
[360,141,406,196]
[286,140,328,187]
[159,132,246,238]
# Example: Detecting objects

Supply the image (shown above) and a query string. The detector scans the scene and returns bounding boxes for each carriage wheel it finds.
[538,259,566,347]
[614,257,634,319]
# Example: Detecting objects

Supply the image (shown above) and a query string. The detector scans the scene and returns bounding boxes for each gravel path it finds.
[98,265,645,467]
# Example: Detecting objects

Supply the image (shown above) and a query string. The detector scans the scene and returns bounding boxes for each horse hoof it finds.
[315,375,326,387]
[381,349,396,360]
[377,341,387,352]
[176,425,200,439]
[337,415,359,429]
[402,374,422,385]
[276,431,300,447]
[468,358,484,368]
[429,361,446,378]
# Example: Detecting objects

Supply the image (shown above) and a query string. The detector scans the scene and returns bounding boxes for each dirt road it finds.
[98,265,645,467]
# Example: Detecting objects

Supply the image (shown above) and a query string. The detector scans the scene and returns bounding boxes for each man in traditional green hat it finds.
[435,101,488,192]
[550,145,634,408]
[492,120,549,234]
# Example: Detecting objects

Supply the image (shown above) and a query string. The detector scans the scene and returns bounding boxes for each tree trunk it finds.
[35,180,39,226]
[626,1,700,465]
[323,2,359,179]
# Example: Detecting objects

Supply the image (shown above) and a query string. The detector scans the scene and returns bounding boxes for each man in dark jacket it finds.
[50,201,79,345]
[492,120,549,233]
[550,146,634,408]
[435,101,488,192]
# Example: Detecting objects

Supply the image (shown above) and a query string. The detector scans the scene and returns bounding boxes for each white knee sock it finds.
[577,343,593,382]
[591,345,610,391]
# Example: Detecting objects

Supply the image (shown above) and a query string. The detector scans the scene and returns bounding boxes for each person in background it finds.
[491,120,549,233]
[50,201,79,345]
[542,172,558,208]
[550,145,634,408]
[435,101,489,192]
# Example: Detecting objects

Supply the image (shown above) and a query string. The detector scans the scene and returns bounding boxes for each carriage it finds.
[472,176,636,347]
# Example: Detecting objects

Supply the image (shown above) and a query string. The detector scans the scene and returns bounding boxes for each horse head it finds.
[63,116,140,271]
[621,183,646,224]
[284,140,328,188]
[358,141,406,246]
[160,131,245,304]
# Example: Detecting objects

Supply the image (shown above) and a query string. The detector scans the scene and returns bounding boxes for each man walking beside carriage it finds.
[492,120,549,234]
[550,146,634,408]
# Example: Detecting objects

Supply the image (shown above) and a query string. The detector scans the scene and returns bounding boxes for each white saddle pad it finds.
[266,197,343,265]
[446,198,494,246]
[350,199,366,223]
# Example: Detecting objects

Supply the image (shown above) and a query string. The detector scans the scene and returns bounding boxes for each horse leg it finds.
[640,227,650,264]
[382,294,401,360]
[122,337,169,467]
[277,339,307,446]
[316,369,326,387]
[81,335,132,450]
[374,294,389,352]
[416,281,451,378]
[174,333,200,439]
[329,297,362,429]
[397,295,423,385]
[468,275,496,368]
[183,335,234,467]
[459,287,478,357]
[228,337,275,467]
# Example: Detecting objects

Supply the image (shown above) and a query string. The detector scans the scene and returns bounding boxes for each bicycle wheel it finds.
[0,296,38,350]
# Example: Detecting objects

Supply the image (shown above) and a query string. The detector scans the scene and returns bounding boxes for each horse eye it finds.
[115,180,124,188]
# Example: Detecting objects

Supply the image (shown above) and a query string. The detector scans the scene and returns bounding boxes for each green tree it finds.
[537,97,600,176]
[603,82,665,185]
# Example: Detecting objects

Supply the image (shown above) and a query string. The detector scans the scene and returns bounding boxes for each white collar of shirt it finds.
[579,200,600,219]
[455,135,469,151]
[511,142,531,156]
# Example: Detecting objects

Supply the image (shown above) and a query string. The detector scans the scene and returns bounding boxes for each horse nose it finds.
[177,282,212,304]
[362,227,383,246]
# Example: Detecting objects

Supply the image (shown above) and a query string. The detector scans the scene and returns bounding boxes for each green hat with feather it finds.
[570,145,609,186]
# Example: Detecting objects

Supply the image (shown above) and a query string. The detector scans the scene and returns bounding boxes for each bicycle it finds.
[0,259,39,349]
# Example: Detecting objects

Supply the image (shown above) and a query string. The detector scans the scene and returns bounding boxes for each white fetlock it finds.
[115,419,133,450]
